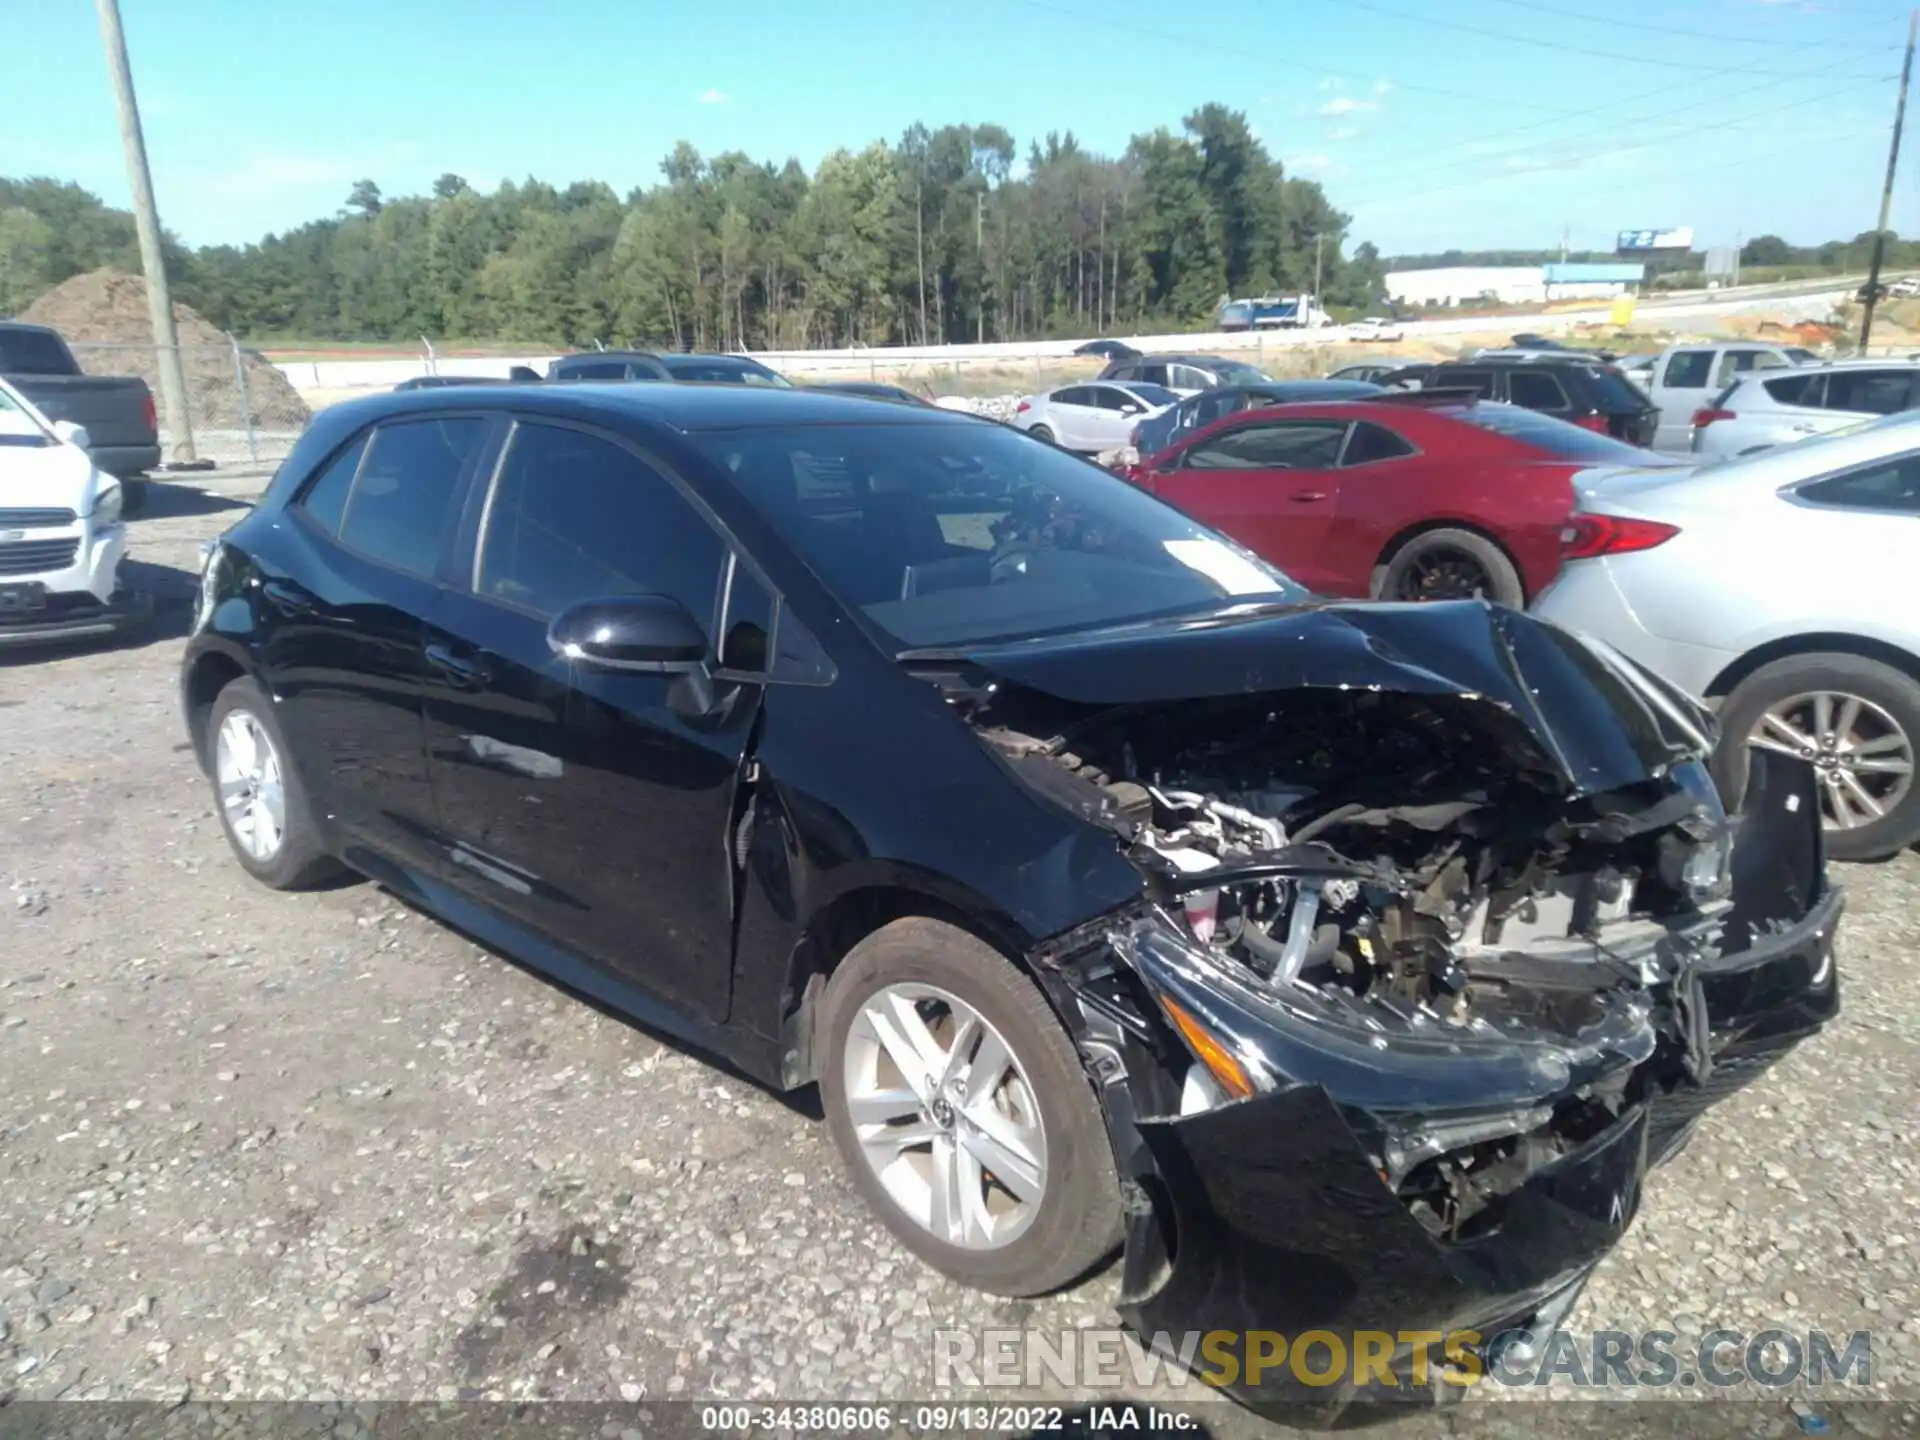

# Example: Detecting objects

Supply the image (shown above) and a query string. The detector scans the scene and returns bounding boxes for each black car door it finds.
[257,414,493,875]
[421,417,757,1022]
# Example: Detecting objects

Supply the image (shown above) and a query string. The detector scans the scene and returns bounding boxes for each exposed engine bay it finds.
[971,683,1746,1238]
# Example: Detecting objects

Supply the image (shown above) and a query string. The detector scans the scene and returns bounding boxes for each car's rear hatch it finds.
[1589,367,1659,446]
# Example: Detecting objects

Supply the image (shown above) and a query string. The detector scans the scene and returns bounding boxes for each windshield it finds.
[1215,361,1271,385]
[696,421,1303,650]
[1447,403,1652,463]
[1115,382,1180,407]
[664,359,793,387]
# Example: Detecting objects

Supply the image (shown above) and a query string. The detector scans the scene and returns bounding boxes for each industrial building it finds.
[1386,261,1647,308]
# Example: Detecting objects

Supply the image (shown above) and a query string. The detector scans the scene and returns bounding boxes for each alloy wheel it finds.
[841,983,1048,1250]
[215,709,287,861]
[1749,690,1915,832]
[1392,548,1491,601]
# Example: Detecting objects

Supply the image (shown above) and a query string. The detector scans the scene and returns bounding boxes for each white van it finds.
[1645,342,1819,451]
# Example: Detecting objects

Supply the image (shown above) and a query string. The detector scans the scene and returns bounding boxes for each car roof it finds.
[316,379,974,436]
[659,352,768,367]
[554,349,663,362]
[1452,352,1612,368]
[1148,397,1513,459]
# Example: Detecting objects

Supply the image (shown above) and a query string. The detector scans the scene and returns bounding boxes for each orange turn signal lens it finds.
[1157,995,1256,1100]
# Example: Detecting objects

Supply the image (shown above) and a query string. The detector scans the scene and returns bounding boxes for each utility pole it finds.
[95,0,194,465]
[1861,8,1917,350]
[915,181,928,347]
[976,190,985,344]
[1313,234,1325,303]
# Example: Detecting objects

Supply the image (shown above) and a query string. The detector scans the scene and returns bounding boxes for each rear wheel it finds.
[119,478,148,518]
[817,917,1121,1296]
[1376,528,1525,607]
[1027,424,1055,444]
[1715,653,1920,862]
[206,677,343,889]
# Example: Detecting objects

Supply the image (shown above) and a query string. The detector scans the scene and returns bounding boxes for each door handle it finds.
[425,643,489,689]
[1289,490,1329,503]
[259,578,316,613]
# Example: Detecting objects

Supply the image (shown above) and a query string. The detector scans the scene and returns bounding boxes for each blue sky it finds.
[7,0,1917,257]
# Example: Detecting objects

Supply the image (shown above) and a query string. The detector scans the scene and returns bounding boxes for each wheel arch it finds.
[182,646,250,772]
[1706,631,1920,700]
[1370,518,1528,600]
[777,872,1046,1088]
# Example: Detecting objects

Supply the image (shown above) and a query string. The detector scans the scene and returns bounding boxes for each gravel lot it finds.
[1,474,1916,1436]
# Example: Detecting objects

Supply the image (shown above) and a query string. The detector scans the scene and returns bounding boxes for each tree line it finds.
[1,106,1393,350]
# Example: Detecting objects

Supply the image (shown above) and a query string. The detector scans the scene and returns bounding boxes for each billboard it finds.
[1617,226,1696,254]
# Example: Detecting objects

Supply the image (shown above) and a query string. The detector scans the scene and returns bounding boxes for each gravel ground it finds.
[0,473,1916,1437]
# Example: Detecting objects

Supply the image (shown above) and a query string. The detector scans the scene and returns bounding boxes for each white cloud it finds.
[1373,77,1394,95]
[1290,152,1333,172]
[697,88,729,104]
[1327,126,1362,142]
[1319,97,1377,116]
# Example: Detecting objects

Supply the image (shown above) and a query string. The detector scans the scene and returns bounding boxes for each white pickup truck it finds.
[1641,341,1820,450]
[0,376,151,647]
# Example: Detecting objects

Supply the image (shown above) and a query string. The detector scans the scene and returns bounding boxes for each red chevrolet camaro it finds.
[1127,396,1679,606]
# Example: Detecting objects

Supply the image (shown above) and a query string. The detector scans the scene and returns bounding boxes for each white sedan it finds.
[1012,380,1179,453]
[1347,316,1406,342]
[0,376,150,648]
[1534,411,1920,860]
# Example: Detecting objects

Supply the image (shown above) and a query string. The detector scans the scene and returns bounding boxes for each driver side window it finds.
[1185,421,1351,471]
[476,421,725,626]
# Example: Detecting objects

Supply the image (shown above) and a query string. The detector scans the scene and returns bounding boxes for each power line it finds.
[1008,0,1631,116]
[1319,0,1891,79]
[1336,51,1891,198]
[1342,77,1894,211]
[1477,0,1900,50]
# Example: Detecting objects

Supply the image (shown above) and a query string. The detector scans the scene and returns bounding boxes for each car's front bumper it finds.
[0,521,147,648]
[1056,752,1841,1421]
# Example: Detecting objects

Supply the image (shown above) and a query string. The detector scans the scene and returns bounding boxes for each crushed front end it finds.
[947,603,1842,1418]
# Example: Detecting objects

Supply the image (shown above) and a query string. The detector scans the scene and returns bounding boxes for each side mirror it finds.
[52,420,91,449]
[547,594,708,672]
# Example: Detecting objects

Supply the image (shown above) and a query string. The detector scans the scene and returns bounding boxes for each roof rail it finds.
[1375,387,1486,407]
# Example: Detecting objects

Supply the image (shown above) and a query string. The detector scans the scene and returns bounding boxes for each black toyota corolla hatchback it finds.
[183,384,1840,1415]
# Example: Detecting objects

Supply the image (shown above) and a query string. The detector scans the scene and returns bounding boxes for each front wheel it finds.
[817,918,1121,1296]
[1376,528,1525,607]
[1027,424,1055,445]
[1714,653,1920,862]
[206,677,344,889]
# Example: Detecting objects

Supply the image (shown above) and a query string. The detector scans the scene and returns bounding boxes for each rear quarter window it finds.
[1763,373,1825,406]
[338,417,488,576]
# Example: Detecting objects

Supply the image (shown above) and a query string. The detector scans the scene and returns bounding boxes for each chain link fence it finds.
[68,339,313,471]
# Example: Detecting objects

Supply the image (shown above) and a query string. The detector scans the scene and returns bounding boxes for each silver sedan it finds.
[1533,413,1920,860]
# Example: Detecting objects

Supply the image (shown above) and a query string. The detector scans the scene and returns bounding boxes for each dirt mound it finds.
[19,269,309,432]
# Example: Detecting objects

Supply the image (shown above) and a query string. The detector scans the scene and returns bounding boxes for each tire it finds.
[817,917,1121,1296]
[1375,527,1525,607]
[205,677,343,889]
[1028,424,1055,445]
[1713,653,1920,863]
[119,477,149,518]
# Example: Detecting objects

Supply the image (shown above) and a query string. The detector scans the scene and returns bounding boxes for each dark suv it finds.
[548,350,791,387]
[177,384,1836,1412]
[1387,356,1658,446]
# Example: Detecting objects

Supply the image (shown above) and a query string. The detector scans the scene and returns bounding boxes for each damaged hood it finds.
[946,599,1711,798]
